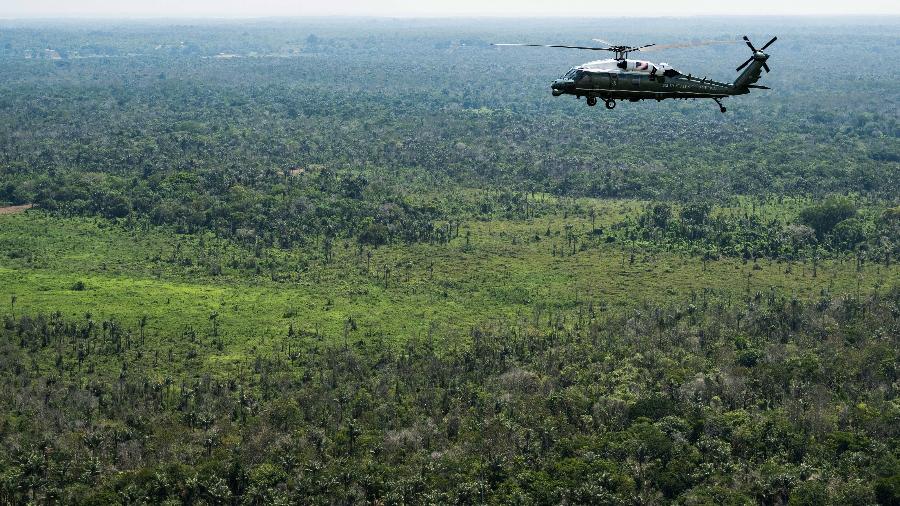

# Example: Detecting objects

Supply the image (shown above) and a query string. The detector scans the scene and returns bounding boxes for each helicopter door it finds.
[632,75,641,89]
[608,73,617,88]
[572,70,589,89]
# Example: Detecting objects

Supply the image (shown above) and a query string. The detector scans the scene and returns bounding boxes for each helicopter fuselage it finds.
[550,56,766,111]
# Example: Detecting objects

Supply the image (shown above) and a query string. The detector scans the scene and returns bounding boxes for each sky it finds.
[1,0,899,18]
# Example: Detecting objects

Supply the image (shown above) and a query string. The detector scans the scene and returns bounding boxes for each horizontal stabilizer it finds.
[747,85,770,89]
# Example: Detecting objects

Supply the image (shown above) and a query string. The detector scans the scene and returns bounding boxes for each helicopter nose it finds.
[551,79,574,95]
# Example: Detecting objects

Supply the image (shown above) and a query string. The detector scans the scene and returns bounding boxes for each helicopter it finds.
[493,35,776,113]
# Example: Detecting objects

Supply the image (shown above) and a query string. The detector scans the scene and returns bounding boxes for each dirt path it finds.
[0,204,33,215]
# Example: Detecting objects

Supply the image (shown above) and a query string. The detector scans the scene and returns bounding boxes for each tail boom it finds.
[732,55,769,94]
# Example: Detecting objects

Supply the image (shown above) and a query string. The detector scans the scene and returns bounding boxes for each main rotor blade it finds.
[760,36,778,51]
[743,35,757,52]
[638,39,740,52]
[492,43,613,51]
[631,44,656,51]
[735,57,753,72]
[762,62,770,72]
[591,38,615,47]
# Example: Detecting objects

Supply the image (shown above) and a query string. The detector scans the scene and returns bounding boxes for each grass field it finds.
[3,204,896,379]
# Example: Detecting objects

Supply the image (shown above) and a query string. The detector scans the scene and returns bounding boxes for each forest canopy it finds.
[0,16,898,505]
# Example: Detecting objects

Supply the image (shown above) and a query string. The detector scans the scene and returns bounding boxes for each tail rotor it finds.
[736,35,777,72]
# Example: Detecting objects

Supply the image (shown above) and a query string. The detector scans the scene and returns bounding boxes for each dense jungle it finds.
[0,16,898,505]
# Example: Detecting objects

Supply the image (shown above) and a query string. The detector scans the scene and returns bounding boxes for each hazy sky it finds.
[2,0,899,18]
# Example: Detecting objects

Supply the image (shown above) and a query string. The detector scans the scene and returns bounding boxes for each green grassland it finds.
[3,202,896,378]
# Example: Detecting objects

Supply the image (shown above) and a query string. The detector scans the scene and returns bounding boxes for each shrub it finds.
[798,196,857,240]
[875,475,900,506]
[358,222,390,247]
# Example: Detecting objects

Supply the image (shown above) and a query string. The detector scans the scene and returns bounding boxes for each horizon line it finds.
[2,12,900,20]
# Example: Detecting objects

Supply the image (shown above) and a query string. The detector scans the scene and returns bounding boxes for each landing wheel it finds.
[586,97,598,107]
[605,99,616,110]
[713,98,727,114]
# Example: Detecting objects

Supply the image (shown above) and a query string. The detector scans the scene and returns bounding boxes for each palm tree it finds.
[139,315,148,346]
[209,312,219,340]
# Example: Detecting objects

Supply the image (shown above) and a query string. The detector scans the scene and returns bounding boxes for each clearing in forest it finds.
[0,204,33,215]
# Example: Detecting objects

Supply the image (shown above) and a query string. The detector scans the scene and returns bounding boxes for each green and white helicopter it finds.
[494,35,776,112]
